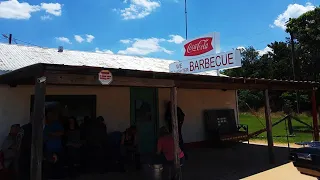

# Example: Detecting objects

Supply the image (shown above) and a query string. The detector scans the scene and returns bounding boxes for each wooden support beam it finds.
[312,89,319,141]
[45,73,174,88]
[264,89,275,164]
[30,76,46,180]
[170,86,181,179]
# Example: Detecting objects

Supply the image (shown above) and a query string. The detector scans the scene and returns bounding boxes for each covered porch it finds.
[0,63,319,180]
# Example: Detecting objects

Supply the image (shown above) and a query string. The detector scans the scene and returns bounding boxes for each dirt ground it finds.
[248,139,302,148]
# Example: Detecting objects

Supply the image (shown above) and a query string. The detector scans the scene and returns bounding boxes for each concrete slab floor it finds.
[47,143,319,180]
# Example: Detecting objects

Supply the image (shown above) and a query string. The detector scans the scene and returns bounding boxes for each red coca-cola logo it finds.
[184,37,213,56]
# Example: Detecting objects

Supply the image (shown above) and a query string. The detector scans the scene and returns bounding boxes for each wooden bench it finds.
[219,124,249,143]
[204,109,249,145]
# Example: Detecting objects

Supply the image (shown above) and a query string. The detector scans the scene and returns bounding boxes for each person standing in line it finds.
[17,115,33,180]
[165,101,187,159]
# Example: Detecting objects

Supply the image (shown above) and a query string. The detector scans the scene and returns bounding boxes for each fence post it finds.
[312,88,319,141]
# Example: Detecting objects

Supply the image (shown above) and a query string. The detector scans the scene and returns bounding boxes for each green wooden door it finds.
[130,87,158,155]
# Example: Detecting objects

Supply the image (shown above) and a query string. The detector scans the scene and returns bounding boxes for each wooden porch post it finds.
[264,89,275,164]
[312,88,319,141]
[30,76,47,180]
[170,86,181,179]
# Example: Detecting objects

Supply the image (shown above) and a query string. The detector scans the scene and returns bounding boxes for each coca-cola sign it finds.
[169,32,242,74]
[184,37,214,56]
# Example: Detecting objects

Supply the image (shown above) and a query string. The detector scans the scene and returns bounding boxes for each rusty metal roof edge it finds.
[0,63,319,87]
[41,64,320,86]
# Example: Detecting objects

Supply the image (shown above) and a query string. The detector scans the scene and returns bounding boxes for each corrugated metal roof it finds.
[0,43,219,76]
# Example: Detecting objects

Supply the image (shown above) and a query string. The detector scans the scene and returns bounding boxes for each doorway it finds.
[130,87,158,155]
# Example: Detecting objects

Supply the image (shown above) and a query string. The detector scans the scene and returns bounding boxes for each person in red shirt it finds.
[157,126,184,165]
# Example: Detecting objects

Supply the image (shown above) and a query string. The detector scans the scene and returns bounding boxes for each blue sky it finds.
[0,0,318,60]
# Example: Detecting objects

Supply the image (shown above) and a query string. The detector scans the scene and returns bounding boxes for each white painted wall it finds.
[0,85,237,145]
[158,88,237,143]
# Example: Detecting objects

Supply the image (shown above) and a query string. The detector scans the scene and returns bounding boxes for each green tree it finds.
[286,7,320,81]
[267,41,293,80]
[224,42,306,112]
[224,46,260,78]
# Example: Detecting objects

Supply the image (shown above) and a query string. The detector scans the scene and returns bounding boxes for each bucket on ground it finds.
[142,164,163,180]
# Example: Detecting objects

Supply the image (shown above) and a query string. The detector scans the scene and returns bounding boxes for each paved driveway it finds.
[244,162,316,180]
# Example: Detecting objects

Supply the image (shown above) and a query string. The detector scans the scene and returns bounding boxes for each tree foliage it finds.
[224,7,320,112]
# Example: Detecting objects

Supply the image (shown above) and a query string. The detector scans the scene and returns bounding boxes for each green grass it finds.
[239,112,314,143]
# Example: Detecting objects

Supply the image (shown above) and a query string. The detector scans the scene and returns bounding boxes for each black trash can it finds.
[290,142,320,178]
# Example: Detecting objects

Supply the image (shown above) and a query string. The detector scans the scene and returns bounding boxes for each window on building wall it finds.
[30,95,97,125]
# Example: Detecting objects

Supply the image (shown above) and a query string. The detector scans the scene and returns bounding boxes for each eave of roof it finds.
[0,63,318,91]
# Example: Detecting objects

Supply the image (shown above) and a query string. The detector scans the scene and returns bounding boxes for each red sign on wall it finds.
[98,70,113,85]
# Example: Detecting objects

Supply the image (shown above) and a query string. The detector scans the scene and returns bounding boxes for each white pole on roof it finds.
[184,0,188,40]
[215,32,220,76]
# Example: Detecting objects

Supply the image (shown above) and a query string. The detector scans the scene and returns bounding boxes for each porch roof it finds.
[0,63,318,91]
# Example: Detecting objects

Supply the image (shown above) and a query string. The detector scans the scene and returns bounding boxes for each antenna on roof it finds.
[1,34,12,44]
[58,46,63,52]
[8,34,12,44]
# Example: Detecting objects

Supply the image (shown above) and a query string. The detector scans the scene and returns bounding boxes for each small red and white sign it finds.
[98,70,113,85]
[183,32,220,60]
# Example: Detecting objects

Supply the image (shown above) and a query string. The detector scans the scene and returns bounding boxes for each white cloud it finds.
[40,3,62,16]
[74,35,84,43]
[86,34,95,43]
[117,37,173,55]
[55,37,72,44]
[40,15,52,20]
[269,24,275,28]
[120,39,132,44]
[258,46,273,56]
[274,2,315,30]
[118,0,161,20]
[72,34,95,43]
[0,0,41,19]
[162,48,174,54]
[95,48,114,54]
[167,35,185,44]
[0,0,62,20]
[236,46,246,52]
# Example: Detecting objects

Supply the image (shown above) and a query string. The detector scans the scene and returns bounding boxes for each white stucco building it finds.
[0,43,239,150]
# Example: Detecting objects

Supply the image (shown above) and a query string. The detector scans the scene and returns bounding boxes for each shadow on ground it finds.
[74,143,291,180]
